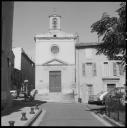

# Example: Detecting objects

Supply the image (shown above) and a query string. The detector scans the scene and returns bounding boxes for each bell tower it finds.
[49,14,61,31]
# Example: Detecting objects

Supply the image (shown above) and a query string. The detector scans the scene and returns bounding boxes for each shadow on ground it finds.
[86,104,106,113]
[1,99,47,116]
[86,108,106,115]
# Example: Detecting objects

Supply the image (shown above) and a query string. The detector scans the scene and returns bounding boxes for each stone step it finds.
[35,93,74,102]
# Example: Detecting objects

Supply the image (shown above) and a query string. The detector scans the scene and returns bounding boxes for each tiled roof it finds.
[75,42,101,48]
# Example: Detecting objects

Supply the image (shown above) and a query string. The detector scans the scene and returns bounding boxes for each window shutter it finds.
[113,62,117,76]
[82,63,85,76]
[103,62,108,76]
[87,84,94,97]
[93,63,96,76]
[119,64,124,75]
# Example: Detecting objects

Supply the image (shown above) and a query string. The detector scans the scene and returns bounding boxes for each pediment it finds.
[42,58,68,66]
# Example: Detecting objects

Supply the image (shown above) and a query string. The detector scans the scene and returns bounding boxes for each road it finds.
[39,102,111,126]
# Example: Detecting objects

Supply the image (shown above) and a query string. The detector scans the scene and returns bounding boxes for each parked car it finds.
[88,95,97,104]
[23,89,38,101]
[88,91,105,104]
[30,89,37,95]
[19,92,25,98]
[97,91,108,105]
[10,90,17,99]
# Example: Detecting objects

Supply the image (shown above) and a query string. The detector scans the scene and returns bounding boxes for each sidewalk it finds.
[1,98,46,126]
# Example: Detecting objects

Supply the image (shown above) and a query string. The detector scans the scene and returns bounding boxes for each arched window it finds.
[51,45,59,55]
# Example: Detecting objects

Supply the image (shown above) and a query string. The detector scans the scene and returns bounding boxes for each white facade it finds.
[35,39,75,65]
[12,47,22,70]
[35,14,78,101]
[76,43,125,103]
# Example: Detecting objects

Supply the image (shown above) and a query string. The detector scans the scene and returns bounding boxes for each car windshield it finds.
[10,90,16,92]
[102,92,108,96]
[99,92,108,99]
[97,91,104,96]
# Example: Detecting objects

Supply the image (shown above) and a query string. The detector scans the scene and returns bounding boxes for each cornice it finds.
[35,36,76,41]
[102,77,120,80]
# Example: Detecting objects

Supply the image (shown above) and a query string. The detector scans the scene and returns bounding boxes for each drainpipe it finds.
[78,47,81,103]
[76,34,81,103]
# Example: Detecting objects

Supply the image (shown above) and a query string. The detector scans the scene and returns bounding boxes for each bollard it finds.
[35,104,39,110]
[21,112,28,121]
[30,107,35,114]
[8,121,15,126]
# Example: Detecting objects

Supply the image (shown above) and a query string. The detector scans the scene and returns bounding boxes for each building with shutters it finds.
[76,43,125,103]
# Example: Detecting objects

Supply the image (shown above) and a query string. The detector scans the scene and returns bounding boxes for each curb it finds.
[102,114,125,127]
[86,104,125,127]
[24,108,43,126]
[32,109,46,126]
[90,111,112,126]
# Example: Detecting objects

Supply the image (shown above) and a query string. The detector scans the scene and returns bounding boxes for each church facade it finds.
[34,14,78,102]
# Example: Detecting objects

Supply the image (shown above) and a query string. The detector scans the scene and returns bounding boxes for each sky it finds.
[12,2,121,62]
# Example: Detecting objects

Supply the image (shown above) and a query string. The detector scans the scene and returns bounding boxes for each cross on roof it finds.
[53,8,56,14]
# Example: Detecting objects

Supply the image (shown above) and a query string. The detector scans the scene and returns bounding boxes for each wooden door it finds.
[87,84,93,100]
[49,71,61,92]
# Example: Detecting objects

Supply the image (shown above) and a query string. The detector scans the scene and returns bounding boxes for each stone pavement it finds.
[1,98,46,126]
[39,102,112,126]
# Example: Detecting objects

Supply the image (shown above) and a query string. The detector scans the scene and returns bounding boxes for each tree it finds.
[91,2,126,69]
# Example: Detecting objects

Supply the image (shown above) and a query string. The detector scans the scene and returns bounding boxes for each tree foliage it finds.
[91,2,126,68]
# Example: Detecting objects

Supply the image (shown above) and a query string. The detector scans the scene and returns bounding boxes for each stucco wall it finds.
[12,48,22,70]
[35,65,75,94]
[35,39,75,65]
[76,47,125,103]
